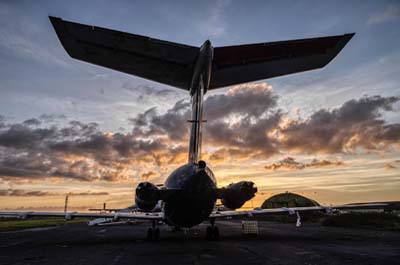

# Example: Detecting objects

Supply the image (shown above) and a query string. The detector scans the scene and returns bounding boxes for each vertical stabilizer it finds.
[188,77,204,164]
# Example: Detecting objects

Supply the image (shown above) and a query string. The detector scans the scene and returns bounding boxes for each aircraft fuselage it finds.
[163,163,217,227]
[163,40,217,228]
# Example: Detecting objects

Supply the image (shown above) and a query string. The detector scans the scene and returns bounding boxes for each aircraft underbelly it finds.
[163,164,217,227]
[164,194,215,228]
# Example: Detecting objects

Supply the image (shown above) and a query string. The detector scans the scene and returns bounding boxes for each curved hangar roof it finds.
[262,192,320,209]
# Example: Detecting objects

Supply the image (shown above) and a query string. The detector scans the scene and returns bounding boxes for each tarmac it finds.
[1,220,400,265]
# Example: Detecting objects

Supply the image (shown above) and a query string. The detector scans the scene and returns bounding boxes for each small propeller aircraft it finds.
[1,16,387,240]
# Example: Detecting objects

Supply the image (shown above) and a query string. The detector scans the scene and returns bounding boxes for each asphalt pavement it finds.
[1,220,399,265]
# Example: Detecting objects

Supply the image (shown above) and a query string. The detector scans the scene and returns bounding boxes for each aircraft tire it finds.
[213,226,220,240]
[146,228,153,241]
[154,228,160,240]
[206,226,213,240]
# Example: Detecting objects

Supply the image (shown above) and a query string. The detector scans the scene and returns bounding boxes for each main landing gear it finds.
[206,218,219,240]
[146,220,160,241]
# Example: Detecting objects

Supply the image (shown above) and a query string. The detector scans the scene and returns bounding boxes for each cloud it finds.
[204,83,278,120]
[130,83,282,161]
[204,83,282,160]
[0,189,50,196]
[0,189,109,196]
[0,84,399,184]
[141,171,158,180]
[122,82,181,101]
[264,157,344,171]
[280,96,400,154]
[67,191,109,196]
[0,117,187,182]
[39,114,67,123]
[367,5,400,25]
[384,163,397,170]
[130,99,191,141]
[0,205,92,211]
[22,118,41,126]
[0,83,280,182]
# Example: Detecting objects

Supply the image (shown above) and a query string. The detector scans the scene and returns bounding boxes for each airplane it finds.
[89,203,144,213]
[87,201,162,226]
[0,16,388,240]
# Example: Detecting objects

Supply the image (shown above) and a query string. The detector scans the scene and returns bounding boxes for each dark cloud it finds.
[122,83,155,94]
[0,189,109,196]
[67,191,109,196]
[22,118,41,126]
[0,115,4,129]
[0,206,92,211]
[203,84,282,159]
[0,124,58,149]
[122,82,181,101]
[0,189,50,196]
[384,163,397,170]
[129,83,283,160]
[0,118,186,182]
[0,165,45,178]
[204,84,278,120]
[280,95,400,153]
[39,114,67,123]
[0,84,398,183]
[264,157,344,171]
[130,99,191,141]
[141,171,157,180]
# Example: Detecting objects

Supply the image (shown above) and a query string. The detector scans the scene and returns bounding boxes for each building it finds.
[261,192,320,209]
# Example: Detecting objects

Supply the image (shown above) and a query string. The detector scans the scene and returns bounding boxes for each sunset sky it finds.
[0,0,399,211]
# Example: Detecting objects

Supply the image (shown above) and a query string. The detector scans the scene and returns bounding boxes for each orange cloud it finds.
[265,157,344,171]
[384,163,397,170]
[0,189,109,196]
[0,85,398,185]
[141,171,158,180]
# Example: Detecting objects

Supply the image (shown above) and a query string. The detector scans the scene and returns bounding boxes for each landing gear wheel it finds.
[206,225,220,240]
[154,228,160,240]
[213,226,220,240]
[206,226,213,240]
[146,228,153,241]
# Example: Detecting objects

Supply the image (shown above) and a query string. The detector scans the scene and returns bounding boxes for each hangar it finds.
[262,192,320,209]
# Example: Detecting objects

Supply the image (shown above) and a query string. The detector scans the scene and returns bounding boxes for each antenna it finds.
[64,195,69,213]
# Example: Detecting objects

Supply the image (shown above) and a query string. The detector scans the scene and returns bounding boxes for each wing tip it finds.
[342,32,356,43]
[321,32,355,67]
[48,15,62,26]
[48,15,62,35]
[48,16,78,59]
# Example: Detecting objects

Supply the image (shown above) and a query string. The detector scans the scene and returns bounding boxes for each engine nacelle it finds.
[135,182,159,212]
[221,181,257,210]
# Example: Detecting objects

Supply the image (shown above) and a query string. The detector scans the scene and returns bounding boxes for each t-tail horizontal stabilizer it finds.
[49,16,354,91]
[209,33,355,89]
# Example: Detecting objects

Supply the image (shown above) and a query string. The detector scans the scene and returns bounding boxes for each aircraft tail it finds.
[49,16,198,91]
[209,33,355,89]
